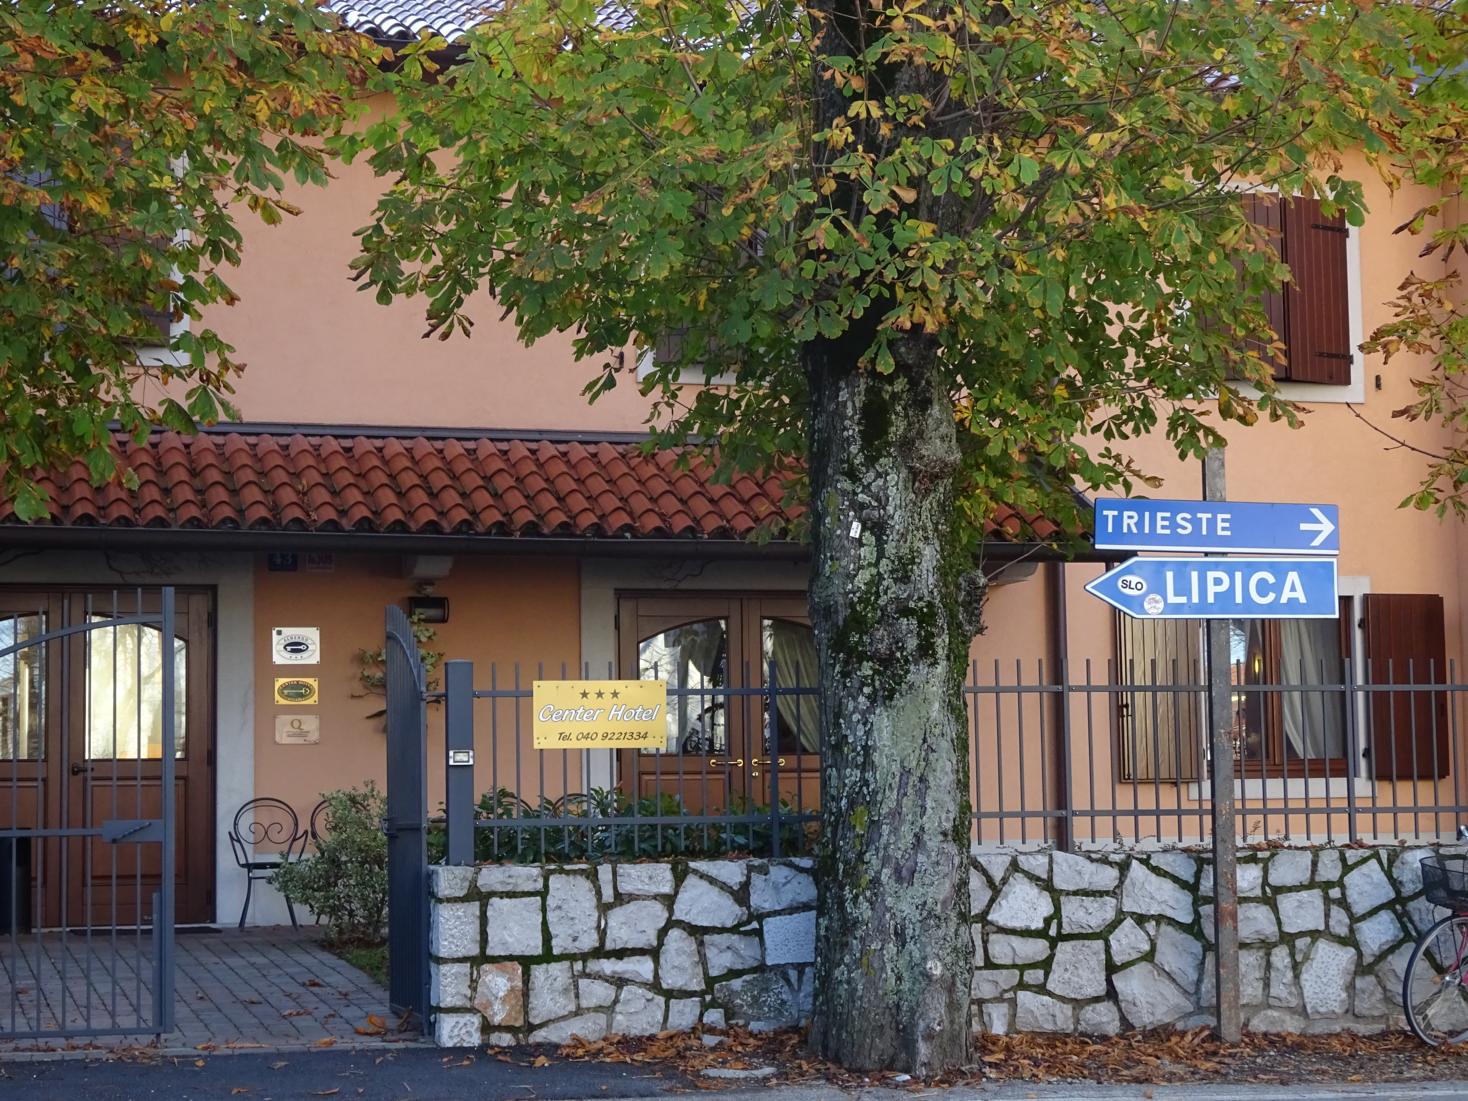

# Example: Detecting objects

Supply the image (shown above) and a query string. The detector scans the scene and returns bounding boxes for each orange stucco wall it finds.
[251,553,581,820]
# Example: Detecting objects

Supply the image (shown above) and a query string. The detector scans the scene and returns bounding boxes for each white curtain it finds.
[766,621,819,753]
[1278,619,1344,759]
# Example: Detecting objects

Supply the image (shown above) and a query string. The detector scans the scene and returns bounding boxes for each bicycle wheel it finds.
[1403,913,1468,1045]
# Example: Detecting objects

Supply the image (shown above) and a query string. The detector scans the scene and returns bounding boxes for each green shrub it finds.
[272,783,388,945]
[427,786,813,865]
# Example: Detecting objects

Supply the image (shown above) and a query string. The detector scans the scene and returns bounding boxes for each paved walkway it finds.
[0,927,416,1051]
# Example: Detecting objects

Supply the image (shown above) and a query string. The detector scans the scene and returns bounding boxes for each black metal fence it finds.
[431,657,1468,861]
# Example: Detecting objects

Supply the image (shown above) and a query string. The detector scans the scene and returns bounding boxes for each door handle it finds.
[749,757,786,767]
[70,763,91,776]
[708,757,744,769]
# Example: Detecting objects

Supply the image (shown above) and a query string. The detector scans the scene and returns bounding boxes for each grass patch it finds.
[330,941,388,986]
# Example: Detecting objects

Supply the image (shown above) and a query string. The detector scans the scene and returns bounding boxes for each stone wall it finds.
[426,845,1443,1046]
[970,845,1436,1036]
[428,858,816,1046]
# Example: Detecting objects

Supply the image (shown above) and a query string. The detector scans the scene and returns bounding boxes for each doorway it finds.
[616,593,820,814]
[0,588,215,927]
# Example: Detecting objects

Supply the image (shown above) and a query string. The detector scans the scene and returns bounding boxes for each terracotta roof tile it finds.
[1,429,1057,545]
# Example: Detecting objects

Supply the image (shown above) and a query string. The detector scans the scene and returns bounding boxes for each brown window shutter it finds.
[1363,593,1449,780]
[1242,193,1288,378]
[1282,197,1352,385]
[1116,616,1202,782]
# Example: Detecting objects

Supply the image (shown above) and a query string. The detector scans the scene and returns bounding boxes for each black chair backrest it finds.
[229,797,306,867]
[309,799,330,848]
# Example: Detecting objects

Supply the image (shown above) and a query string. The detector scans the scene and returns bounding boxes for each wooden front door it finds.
[617,594,820,814]
[0,589,215,927]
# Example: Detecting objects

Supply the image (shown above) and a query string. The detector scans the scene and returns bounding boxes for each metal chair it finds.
[308,798,330,850]
[228,797,308,929]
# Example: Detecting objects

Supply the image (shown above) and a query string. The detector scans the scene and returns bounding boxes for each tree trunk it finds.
[805,337,974,1074]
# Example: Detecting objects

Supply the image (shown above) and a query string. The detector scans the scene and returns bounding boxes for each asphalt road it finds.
[4,1049,1468,1101]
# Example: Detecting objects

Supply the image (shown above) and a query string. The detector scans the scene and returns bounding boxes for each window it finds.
[635,329,737,386]
[0,613,45,761]
[1242,193,1354,385]
[1117,593,1449,782]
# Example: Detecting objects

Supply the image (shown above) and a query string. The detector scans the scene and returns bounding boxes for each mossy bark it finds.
[805,338,974,1074]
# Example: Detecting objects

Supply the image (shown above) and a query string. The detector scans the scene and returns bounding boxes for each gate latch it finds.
[101,819,164,844]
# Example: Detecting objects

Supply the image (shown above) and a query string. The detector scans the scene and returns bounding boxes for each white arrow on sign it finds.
[1299,507,1336,548]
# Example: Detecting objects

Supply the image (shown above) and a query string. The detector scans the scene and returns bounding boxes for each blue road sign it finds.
[1085,556,1339,620]
[1093,498,1339,556]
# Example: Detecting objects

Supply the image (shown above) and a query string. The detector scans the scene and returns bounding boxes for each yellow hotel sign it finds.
[532,680,668,750]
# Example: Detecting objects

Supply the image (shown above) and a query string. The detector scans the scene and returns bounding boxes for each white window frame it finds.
[634,344,737,387]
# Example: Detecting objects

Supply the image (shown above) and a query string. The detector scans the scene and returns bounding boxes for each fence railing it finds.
[433,658,1468,861]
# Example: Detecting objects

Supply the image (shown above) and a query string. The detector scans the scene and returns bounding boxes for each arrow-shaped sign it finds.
[1093,499,1340,556]
[1085,556,1339,620]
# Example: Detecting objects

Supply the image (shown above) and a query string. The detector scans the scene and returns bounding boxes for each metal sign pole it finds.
[1204,448,1242,1042]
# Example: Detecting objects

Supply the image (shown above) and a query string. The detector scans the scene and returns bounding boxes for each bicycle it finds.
[1403,829,1468,1045]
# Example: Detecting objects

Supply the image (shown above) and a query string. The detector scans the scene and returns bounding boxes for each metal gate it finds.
[0,588,177,1039]
[382,604,428,1031]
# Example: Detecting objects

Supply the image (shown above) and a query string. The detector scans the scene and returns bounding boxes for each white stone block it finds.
[433,962,472,1009]
[1051,852,1119,893]
[1328,903,1351,938]
[1300,939,1357,1017]
[702,1008,727,1028]
[585,955,655,983]
[547,874,600,954]
[598,863,614,900]
[1154,925,1204,995]
[674,874,748,927]
[667,997,702,1031]
[1238,862,1264,896]
[1248,1008,1308,1033]
[604,899,668,951]
[1356,909,1404,964]
[1344,859,1396,917]
[477,865,543,893]
[659,927,705,991]
[1121,862,1194,924]
[971,969,1020,1000]
[1237,902,1279,944]
[433,866,475,900]
[528,961,577,1025]
[1107,918,1150,966]
[1315,848,1342,883]
[1241,948,1266,1006]
[763,911,816,965]
[1268,849,1314,888]
[1354,974,1389,1018]
[434,1011,483,1047]
[1269,944,1300,1008]
[986,934,1051,966]
[617,862,675,896]
[431,901,482,959]
[690,860,748,889]
[976,853,1012,885]
[1393,848,1429,897]
[1046,940,1106,1000]
[1150,852,1197,885]
[750,864,817,914]
[1113,962,1194,1029]
[1017,853,1050,879]
[1061,895,1117,935]
[578,978,616,1009]
[981,1001,1011,1036]
[612,985,668,1034]
[969,867,993,913]
[705,932,762,977]
[1015,990,1074,1032]
[530,1012,608,1044]
[988,875,1054,931]
[1078,1001,1121,1036]
[484,896,544,957]
[1278,889,1326,934]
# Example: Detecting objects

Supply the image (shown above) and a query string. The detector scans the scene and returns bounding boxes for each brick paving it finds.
[0,927,418,1050]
